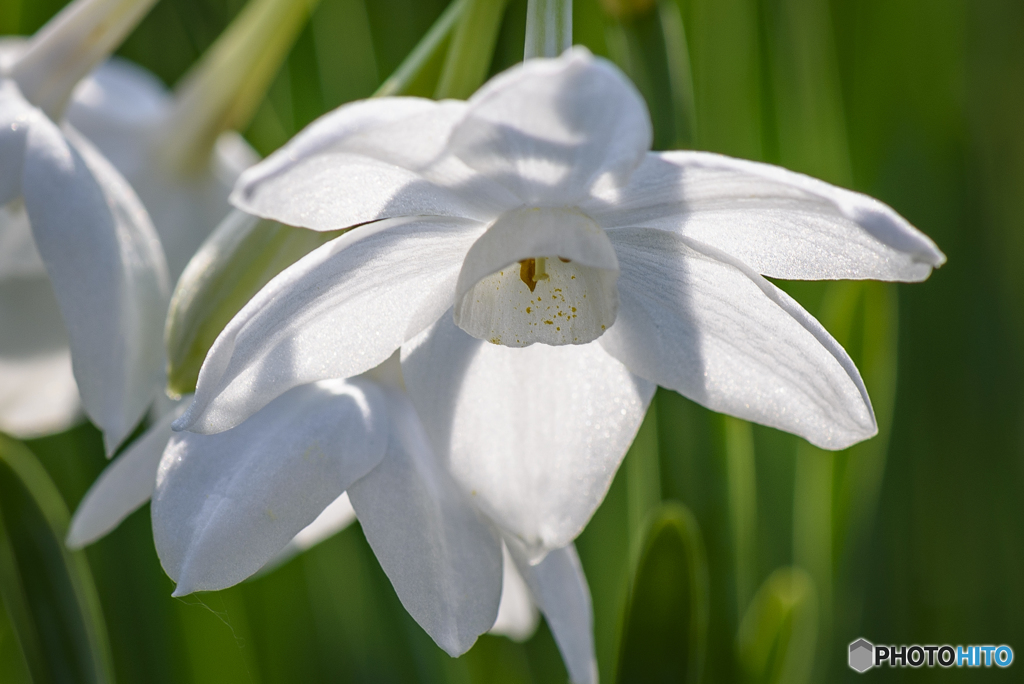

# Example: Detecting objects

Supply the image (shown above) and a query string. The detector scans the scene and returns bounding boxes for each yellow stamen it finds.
[519,257,552,292]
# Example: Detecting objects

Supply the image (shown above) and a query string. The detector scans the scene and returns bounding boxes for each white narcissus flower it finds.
[176,47,944,563]
[0,0,169,451]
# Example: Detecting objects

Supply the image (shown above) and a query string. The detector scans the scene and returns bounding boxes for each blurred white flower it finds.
[0,0,169,451]
[176,47,944,564]
[70,355,594,681]
[1,0,313,442]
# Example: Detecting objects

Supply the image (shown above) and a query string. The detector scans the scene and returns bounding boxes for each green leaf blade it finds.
[0,434,115,684]
[616,502,709,684]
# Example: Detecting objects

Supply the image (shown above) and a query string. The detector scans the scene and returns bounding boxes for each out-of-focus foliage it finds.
[616,503,709,684]
[1,0,1022,682]
[0,435,113,684]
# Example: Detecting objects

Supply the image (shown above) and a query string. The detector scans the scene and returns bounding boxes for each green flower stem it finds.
[721,414,757,618]
[626,400,662,557]
[10,0,158,119]
[524,0,571,59]
[373,0,468,98]
[159,0,322,175]
[434,0,510,100]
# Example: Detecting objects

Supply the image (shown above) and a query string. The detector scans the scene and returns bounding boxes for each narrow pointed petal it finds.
[153,379,386,595]
[21,119,169,453]
[507,542,598,684]
[402,314,655,558]
[347,389,503,657]
[585,151,945,281]
[9,0,158,119]
[0,277,81,437]
[176,216,484,435]
[602,228,876,450]
[232,98,517,230]
[66,401,185,548]
[489,543,540,642]
[448,47,651,206]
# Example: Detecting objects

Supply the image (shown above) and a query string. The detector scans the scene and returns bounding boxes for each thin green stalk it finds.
[374,0,468,97]
[524,0,571,59]
[658,0,696,147]
[722,415,757,618]
[159,0,321,174]
[10,0,157,119]
[434,0,510,100]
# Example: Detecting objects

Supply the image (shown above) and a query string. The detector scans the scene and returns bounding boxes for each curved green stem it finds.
[434,0,510,99]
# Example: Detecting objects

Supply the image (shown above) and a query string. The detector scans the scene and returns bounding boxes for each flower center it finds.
[453,207,619,348]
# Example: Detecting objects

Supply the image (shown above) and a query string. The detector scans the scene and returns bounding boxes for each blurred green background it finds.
[1,0,1022,682]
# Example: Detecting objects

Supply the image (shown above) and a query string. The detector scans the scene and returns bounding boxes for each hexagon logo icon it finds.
[849,639,874,673]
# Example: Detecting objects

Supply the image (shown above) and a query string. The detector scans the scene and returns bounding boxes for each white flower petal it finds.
[21,118,169,453]
[68,57,169,131]
[232,98,515,230]
[153,379,387,596]
[585,150,945,281]
[448,47,651,205]
[454,207,620,347]
[402,314,655,558]
[507,542,597,684]
[348,388,502,657]
[0,276,81,437]
[488,543,540,642]
[176,216,484,435]
[66,400,186,548]
[602,228,876,450]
